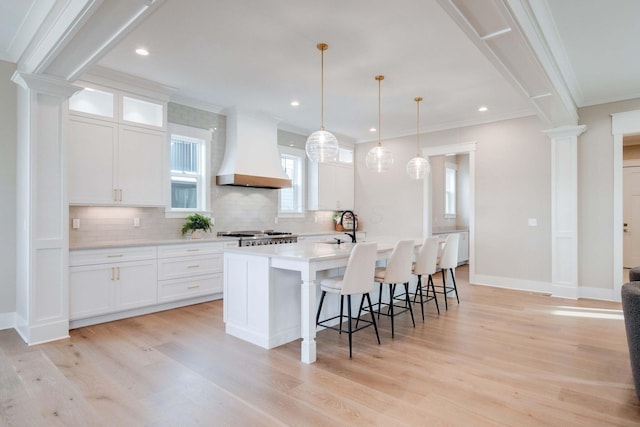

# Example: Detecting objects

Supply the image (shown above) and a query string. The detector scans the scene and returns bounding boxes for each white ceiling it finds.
[2,0,639,142]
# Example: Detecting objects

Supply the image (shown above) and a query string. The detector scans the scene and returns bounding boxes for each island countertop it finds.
[222,237,421,262]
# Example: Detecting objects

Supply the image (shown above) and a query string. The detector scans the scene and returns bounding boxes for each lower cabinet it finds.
[70,242,223,326]
[157,242,223,303]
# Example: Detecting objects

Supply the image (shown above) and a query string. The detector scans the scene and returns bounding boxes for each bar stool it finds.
[372,239,415,338]
[435,233,460,310]
[315,242,380,358]
[412,236,441,320]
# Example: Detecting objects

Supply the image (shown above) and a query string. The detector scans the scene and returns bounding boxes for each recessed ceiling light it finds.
[478,105,488,112]
[369,127,377,132]
[290,100,300,107]
[84,87,95,92]
[135,48,149,56]
[289,143,295,147]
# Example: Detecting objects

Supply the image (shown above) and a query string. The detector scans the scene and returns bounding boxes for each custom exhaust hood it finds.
[216,108,292,189]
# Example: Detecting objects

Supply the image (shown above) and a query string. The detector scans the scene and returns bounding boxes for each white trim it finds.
[423,141,477,284]
[169,94,224,114]
[69,294,220,329]
[166,123,212,216]
[579,286,616,302]
[473,274,552,295]
[613,110,640,303]
[278,146,306,216]
[0,312,16,330]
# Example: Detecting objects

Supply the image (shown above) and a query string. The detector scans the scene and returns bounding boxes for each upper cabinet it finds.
[67,84,167,206]
[308,146,355,211]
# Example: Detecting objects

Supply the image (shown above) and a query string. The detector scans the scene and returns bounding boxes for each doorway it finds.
[613,109,640,301]
[423,142,476,283]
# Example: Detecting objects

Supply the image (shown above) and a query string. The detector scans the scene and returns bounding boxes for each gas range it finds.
[217,230,298,246]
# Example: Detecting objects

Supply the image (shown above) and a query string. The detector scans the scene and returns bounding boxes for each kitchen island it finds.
[223,238,419,363]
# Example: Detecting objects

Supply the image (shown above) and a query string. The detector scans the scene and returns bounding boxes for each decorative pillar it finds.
[12,72,80,344]
[545,125,586,298]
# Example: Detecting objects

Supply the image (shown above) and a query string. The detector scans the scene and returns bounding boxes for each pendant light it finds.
[406,97,430,179]
[366,75,393,172]
[305,43,339,163]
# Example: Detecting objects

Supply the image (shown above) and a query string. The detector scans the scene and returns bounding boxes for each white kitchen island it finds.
[223,238,416,363]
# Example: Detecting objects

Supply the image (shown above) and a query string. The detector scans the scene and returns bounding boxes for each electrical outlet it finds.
[274,217,278,224]
[133,217,140,227]
[528,218,537,227]
[72,218,80,229]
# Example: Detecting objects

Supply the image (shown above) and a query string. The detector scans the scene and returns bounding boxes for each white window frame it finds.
[165,123,211,218]
[444,161,457,219]
[278,146,305,217]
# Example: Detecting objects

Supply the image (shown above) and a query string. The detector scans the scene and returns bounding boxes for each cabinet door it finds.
[332,163,355,210]
[118,125,165,206]
[68,116,117,205]
[310,162,354,211]
[114,260,158,311]
[458,232,469,263]
[70,265,114,320]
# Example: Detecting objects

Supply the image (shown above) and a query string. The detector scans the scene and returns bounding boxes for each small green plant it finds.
[181,213,213,235]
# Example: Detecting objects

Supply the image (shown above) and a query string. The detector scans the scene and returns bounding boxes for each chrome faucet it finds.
[340,210,357,243]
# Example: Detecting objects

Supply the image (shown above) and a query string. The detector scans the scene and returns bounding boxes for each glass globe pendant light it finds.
[305,43,339,162]
[366,75,394,172]
[406,97,430,179]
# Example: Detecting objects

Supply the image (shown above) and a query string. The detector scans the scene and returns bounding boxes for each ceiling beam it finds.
[436,0,578,127]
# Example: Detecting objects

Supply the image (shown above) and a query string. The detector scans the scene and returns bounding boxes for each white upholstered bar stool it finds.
[372,239,415,338]
[315,242,380,358]
[435,233,460,310]
[412,236,441,321]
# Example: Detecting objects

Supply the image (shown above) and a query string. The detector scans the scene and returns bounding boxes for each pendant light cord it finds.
[376,75,384,147]
[416,98,419,155]
[318,43,328,131]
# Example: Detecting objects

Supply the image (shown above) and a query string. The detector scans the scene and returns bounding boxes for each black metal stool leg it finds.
[390,283,395,338]
[316,290,327,325]
[339,295,344,333]
[450,268,459,304]
[404,282,415,327]
[366,293,380,345]
[347,295,353,358]
[429,274,440,314]
[442,270,449,310]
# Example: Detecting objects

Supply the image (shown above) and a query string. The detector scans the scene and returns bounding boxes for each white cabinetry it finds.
[69,242,224,327]
[157,242,223,303]
[436,231,469,265]
[70,247,158,320]
[67,84,166,206]
[308,155,354,211]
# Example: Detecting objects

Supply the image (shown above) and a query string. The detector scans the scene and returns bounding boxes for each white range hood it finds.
[216,108,292,189]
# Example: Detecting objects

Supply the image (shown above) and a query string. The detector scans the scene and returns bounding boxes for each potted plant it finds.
[181,213,213,239]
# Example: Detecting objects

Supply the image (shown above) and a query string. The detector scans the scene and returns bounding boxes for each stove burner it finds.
[217,230,297,246]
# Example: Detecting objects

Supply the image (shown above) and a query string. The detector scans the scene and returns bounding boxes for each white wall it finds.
[0,60,17,316]
[356,114,552,283]
[578,98,640,290]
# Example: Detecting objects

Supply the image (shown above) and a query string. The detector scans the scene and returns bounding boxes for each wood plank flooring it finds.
[1,265,639,426]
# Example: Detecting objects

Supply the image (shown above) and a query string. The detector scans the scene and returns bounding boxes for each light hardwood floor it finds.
[1,266,639,426]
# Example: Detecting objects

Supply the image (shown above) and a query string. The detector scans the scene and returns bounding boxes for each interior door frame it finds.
[423,142,477,284]
[613,110,640,301]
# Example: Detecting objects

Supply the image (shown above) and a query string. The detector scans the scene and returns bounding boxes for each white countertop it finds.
[69,230,363,251]
[223,237,421,262]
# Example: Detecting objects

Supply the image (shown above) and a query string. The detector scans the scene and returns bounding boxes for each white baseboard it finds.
[0,312,15,330]
[472,274,618,302]
[473,274,552,295]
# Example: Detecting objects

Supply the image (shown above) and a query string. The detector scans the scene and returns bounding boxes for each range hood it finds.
[216,108,292,189]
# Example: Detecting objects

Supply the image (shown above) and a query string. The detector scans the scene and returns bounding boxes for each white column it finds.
[12,72,80,344]
[545,125,586,299]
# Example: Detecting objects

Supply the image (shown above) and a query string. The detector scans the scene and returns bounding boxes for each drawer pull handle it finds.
[187,249,200,252]
[107,254,124,258]
[187,264,200,268]
[187,285,200,289]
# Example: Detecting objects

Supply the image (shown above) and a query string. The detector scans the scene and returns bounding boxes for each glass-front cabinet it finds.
[67,83,167,206]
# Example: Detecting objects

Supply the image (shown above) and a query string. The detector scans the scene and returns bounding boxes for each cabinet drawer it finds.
[157,253,222,280]
[158,273,222,303]
[157,242,223,258]
[70,246,157,266]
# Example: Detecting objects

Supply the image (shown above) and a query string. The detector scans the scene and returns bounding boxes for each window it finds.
[445,162,457,218]
[166,123,211,216]
[279,147,305,215]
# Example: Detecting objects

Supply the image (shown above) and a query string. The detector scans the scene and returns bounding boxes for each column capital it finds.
[543,125,587,139]
[11,71,81,98]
